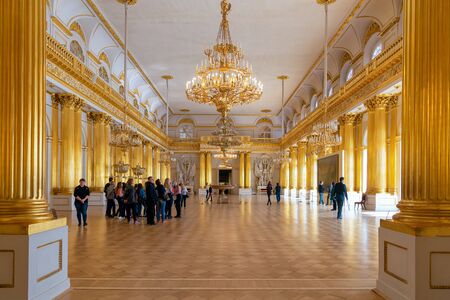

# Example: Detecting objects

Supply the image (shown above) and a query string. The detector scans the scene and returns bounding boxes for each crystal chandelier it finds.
[208,115,242,148]
[109,0,142,151]
[308,121,341,153]
[213,150,237,160]
[185,0,263,116]
[131,164,146,178]
[113,161,130,180]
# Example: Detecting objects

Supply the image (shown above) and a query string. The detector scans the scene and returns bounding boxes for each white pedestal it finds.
[347,191,362,207]
[306,190,317,204]
[298,189,307,202]
[283,188,289,197]
[239,188,252,196]
[0,219,70,300]
[198,188,207,196]
[376,222,450,300]
[51,194,74,211]
[89,192,106,206]
[290,189,298,198]
[366,193,398,211]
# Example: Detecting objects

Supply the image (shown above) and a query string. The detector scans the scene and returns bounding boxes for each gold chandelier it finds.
[308,121,341,153]
[185,0,263,116]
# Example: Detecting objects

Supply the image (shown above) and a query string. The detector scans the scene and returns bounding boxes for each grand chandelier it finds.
[185,0,263,116]
[213,150,238,160]
[208,115,242,148]
[308,121,340,153]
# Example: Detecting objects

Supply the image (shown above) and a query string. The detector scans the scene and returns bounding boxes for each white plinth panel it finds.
[0,223,70,300]
[89,192,106,206]
[290,189,298,198]
[376,225,450,300]
[239,188,252,196]
[283,189,289,197]
[51,194,74,211]
[306,190,317,204]
[366,193,398,211]
[198,188,207,196]
[298,189,307,202]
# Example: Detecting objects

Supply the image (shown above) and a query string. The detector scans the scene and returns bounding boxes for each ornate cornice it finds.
[52,93,84,111]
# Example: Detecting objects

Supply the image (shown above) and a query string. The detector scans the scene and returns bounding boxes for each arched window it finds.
[99,66,109,83]
[69,40,84,62]
[346,67,354,82]
[371,42,383,60]
[178,124,194,139]
[310,95,319,112]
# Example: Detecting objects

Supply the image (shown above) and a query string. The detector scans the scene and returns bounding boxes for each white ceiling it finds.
[95,0,359,115]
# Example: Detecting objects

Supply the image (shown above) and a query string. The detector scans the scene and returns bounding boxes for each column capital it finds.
[364,95,398,111]
[353,113,364,125]
[87,111,111,125]
[52,93,84,111]
[296,140,307,148]
[338,113,358,126]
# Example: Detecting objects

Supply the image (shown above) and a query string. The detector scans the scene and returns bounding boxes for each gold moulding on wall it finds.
[0,218,67,235]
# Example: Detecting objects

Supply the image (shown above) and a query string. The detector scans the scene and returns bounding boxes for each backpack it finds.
[105,183,115,200]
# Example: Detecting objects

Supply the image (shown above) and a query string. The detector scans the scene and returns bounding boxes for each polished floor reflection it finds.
[57,195,383,300]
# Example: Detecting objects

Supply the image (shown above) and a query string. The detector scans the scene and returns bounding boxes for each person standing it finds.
[205,182,209,203]
[206,184,213,203]
[266,181,273,206]
[174,183,182,218]
[318,181,325,205]
[164,179,174,219]
[155,179,166,223]
[74,178,90,226]
[328,181,336,211]
[181,183,188,208]
[145,177,157,225]
[136,183,146,217]
[331,177,348,220]
[275,183,281,203]
[104,177,116,218]
[115,182,125,220]
[124,178,138,224]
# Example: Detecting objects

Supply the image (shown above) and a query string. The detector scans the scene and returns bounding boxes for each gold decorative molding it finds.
[0,218,67,235]
[51,16,71,37]
[430,252,450,289]
[87,111,112,125]
[69,22,86,43]
[87,51,101,65]
[338,113,358,126]
[52,93,84,111]
[364,22,381,45]
[381,219,450,237]
[0,250,14,288]
[384,241,408,284]
[365,95,397,111]
[353,113,364,125]
[99,52,110,68]
[36,240,63,282]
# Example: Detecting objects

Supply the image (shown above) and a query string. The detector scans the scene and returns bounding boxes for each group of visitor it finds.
[265,181,281,205]
[319,177,348,220]
[73,176,189,227]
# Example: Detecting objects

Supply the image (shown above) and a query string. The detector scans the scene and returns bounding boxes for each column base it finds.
[198,188,207,196]
[89,192,106,206]
[366,193,398,212]
[0,219,70,300]
[51,194,75,211]
[290,189,298,198]
[376,220,450,300]
[283,188,289,197]
[306,190,317,204]
[298,189,307,202]
[239,188,252,196]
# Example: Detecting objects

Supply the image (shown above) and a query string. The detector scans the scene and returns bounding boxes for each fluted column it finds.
[354,114,364,192]
[153,147,160,180]
[88,112,112,191]
[306,144,317,190]
[54,94,84,194]
[365,96,392,195]
[143,142,153,177]
[245,152,252,188]
[166,162,171,180]
[51,99,60,194]
[297,142,307,190]
[393,0,450,226]
[239,152,245,188]
[289,147,298,189]
[338,113,357,191]
[0,0,53,223]
[283,158,290,190]
[206,152,212,185]
[387,98,399,194]
[280,161,285,188]
[199,152,206,188]
[160,160,167,181]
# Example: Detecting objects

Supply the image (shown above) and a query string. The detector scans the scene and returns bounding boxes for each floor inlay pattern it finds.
[56,195,383,299]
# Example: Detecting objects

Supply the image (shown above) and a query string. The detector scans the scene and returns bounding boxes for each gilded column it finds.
[387,97,399,194]
[199,152,206,188]
[0,0,53,223]
[51,99,60,194]
[206,152,212,185]
[306,144,317,190]
[393,0,450,226]
[166,161,171,180]
[353,114,363,192]
[143,142,153,177]
[283,158,290,190]
[365,95,392,195]
[280,161,285,188]
[239,152,245,188]
[160,160,167,181]
[153,147,160,180]
[297,142,307,190]
[245,152,252,188]
[54,94,84,194]
[88,112,112,191]
[338,113,357,191]
[289,147,298,189]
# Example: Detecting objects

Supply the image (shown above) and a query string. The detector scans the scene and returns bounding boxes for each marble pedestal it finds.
[366,193,398,212]
[283,188,289,198]
[297,189,307,202]
[89,192,106,206]
[290,189,298,198]
[306,190,317,204]
[198,188,207,196]
[376,221,450,300]
[51,194,75,211]
[0,219,70,300]
[239,188,252,196]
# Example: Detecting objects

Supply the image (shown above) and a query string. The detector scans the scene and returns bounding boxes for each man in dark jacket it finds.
[318,181,325,205]
[104,177,116,218]
[331,177,348,220]
[328,181,336,209]
[145,176,157,225]
[124,178,138,224]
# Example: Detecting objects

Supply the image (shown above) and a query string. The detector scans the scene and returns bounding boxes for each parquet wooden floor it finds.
[56,195,384,300]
